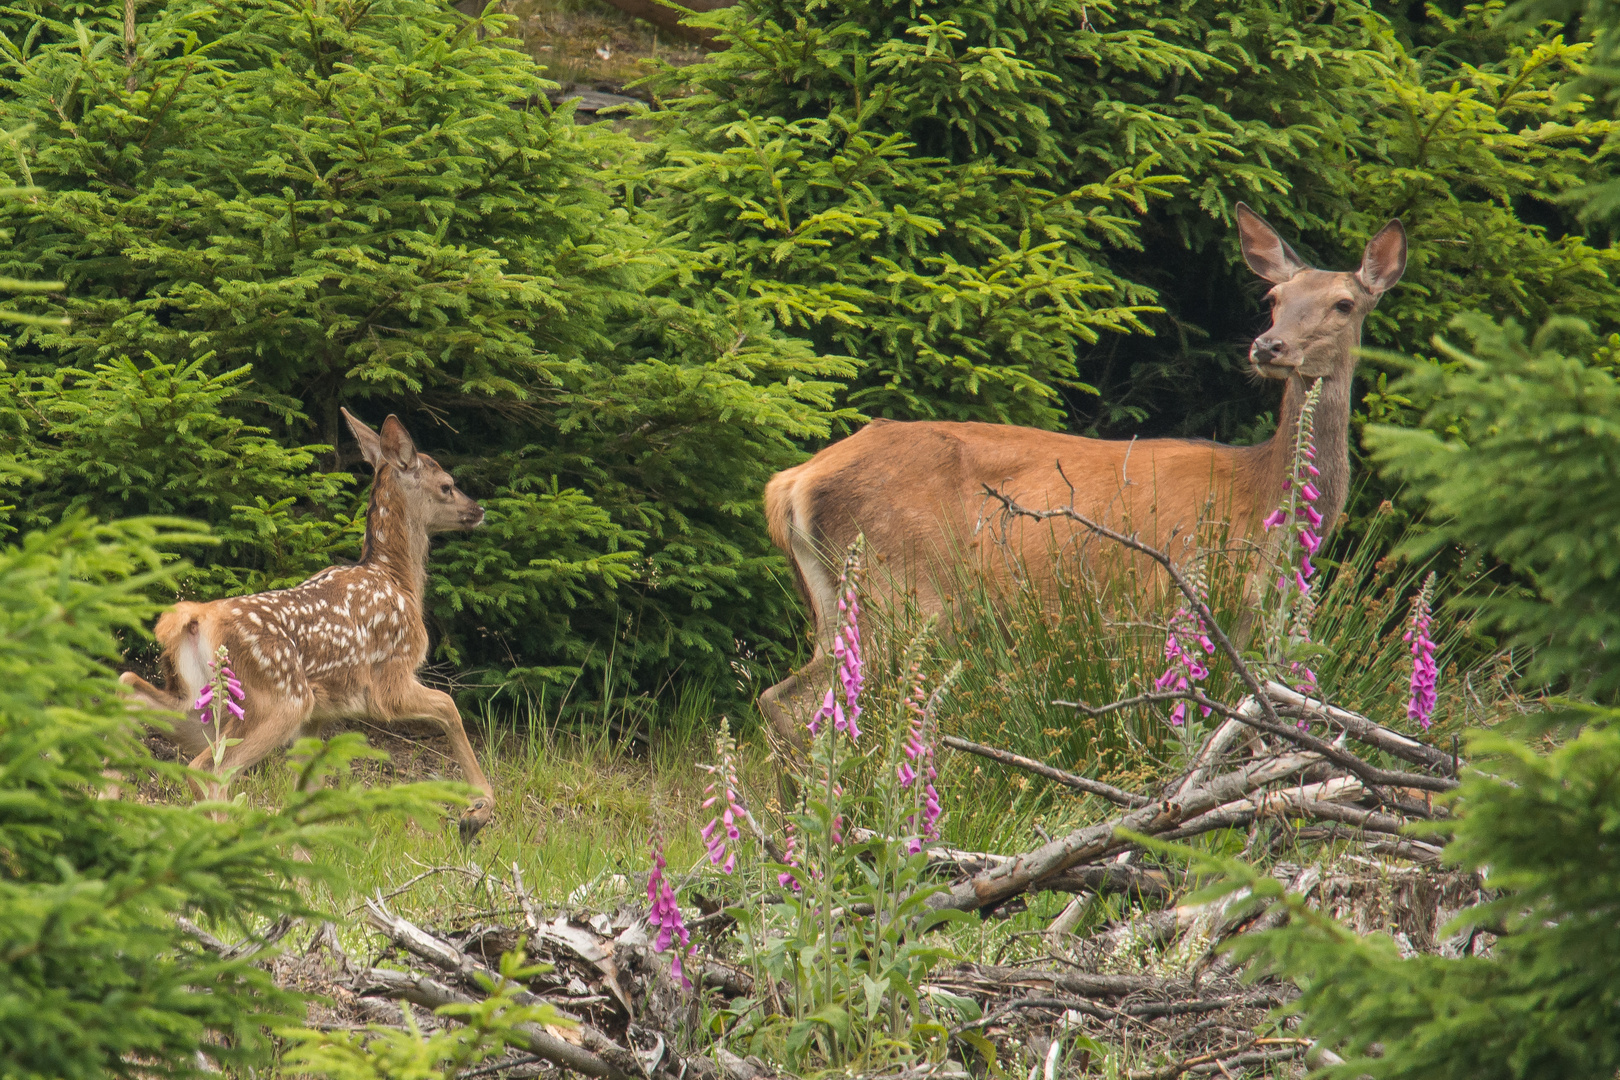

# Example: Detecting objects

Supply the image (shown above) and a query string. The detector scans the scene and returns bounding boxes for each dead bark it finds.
[356,968,632,1080]
[941,735,1151,807]
[929,749,1319,912]
[1264,681,1455,775]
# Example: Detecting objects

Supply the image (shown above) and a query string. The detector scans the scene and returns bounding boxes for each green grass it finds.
[149,510,1518,972]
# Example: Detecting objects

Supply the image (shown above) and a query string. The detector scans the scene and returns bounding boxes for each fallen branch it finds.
[1126,1045,1306,1080]
[930,748,1319,912]
[1265,681,1455,775]
[363,897,650,1073]
[177,913,296,961]
[355,967,631,1080]
[1291,826,1445,866]
[850,829,1173,901]
[941,735,1150,808]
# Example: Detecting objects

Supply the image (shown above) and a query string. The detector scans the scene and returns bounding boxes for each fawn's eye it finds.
[440,483,453,495]
[1335,299,1355,314]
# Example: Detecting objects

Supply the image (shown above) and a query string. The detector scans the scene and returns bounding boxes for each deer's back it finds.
[157,563,426,718]
[772,419,1262,616]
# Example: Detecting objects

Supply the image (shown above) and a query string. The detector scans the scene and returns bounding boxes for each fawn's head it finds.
[1236,203,1406,381]
[342,408,485,533]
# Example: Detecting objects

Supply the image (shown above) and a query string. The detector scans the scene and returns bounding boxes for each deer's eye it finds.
[1335,299,1355,314]
[440,483,453,495]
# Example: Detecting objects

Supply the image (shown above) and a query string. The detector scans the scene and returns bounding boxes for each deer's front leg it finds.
[377,680,495,842]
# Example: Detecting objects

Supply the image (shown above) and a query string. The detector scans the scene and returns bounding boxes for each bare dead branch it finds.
[1265,681,1455,774]
[929,747,1320,912]
[355,967,631,1080]
[941,735,1151,808]
[983,485,1459,800]
[1126,1045,1306,1080]
[979,484,1283,727]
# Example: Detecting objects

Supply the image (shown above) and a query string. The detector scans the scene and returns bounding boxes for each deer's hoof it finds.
[458,799,493,844]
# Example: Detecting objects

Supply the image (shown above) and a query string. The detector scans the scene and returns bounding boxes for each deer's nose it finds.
[1251,336,1286,363]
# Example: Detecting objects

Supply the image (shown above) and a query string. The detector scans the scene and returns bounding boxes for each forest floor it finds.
[142,690,1490,1078]
[506,0,706,100]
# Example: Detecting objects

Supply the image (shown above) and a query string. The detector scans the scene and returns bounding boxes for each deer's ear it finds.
[341,407,385,470]
[1357,219,1407,296]
[379,414,420,472]
[1235,202,1309,284]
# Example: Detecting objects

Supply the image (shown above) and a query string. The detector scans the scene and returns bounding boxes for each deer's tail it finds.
[765,463,837,644]
[148,602,213,707]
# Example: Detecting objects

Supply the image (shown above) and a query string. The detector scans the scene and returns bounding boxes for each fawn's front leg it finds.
[376,680,495,842]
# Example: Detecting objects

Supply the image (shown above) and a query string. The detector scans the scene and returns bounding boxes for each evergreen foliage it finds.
[2,0,1617,713]
[0,511,457,1078]
[1212,707,1620,1080]
[0,0,849,705]
[1366,314,1620,699]
[653,0,1620,437]
[280,952,571,1080]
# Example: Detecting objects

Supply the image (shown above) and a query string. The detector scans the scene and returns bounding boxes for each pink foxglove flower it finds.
[810,548,864,741]
[1405,572,1439,730]
[1265,380,1325,599]
[777,818,803,891]
[1153,565,1215,727]
[646,832,691,989]
[698,717,748,874]
[194,646,245,726]
[898,653,942,850]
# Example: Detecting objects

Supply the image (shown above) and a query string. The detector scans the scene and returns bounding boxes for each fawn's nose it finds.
[1250,336,1287,363]
[463,504,486,528]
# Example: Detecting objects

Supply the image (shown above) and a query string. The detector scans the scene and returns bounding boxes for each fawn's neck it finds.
[358,470,431,600]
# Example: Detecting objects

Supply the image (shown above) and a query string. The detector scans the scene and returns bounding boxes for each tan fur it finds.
[121,410,496,840]
[758,206,1408,739]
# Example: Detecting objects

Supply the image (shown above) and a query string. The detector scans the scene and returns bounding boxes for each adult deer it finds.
[758,204,1407,740]
[120,410,496,840]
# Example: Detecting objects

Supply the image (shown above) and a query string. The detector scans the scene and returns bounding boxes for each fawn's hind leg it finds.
[186,694,312,803]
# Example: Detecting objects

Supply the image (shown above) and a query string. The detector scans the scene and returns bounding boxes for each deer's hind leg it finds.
[186,688,314,804]
[372,677,494,842]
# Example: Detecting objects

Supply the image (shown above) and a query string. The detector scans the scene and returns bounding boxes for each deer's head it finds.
[342,408,485,533]
[1236,203,1406,381]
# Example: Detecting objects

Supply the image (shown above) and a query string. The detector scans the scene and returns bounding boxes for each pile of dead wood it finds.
[218,670,1480,1080]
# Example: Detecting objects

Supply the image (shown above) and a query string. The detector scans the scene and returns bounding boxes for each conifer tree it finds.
[0,514,458,1078]
[652,0,1620,437]
[0,0,849,706]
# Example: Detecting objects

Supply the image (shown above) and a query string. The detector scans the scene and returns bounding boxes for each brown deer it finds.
[758,204,1407,740]
[120,410,496,840]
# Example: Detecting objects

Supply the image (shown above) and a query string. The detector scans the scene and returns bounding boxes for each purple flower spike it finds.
[898,653,942,848]
[1262,508,1286,530]
[646,836,692,990]
[1155,592,1215,727]
[1405,572,1439,730]
[698,717,750,875]
[195,647,247,730]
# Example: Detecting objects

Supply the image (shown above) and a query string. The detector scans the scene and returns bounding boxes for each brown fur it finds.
[758,205,1408,739]
[120,410,496,840]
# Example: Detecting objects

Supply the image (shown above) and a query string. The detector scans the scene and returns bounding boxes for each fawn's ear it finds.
[341,407,385,470]
[379,414,420,472]
[1235,202,1309,284]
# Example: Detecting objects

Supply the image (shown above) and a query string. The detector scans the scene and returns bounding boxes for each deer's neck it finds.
[358,473,431,600]
[1263,366,1353,536]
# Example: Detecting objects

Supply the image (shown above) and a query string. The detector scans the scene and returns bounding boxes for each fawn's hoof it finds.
[459,799,493,844]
